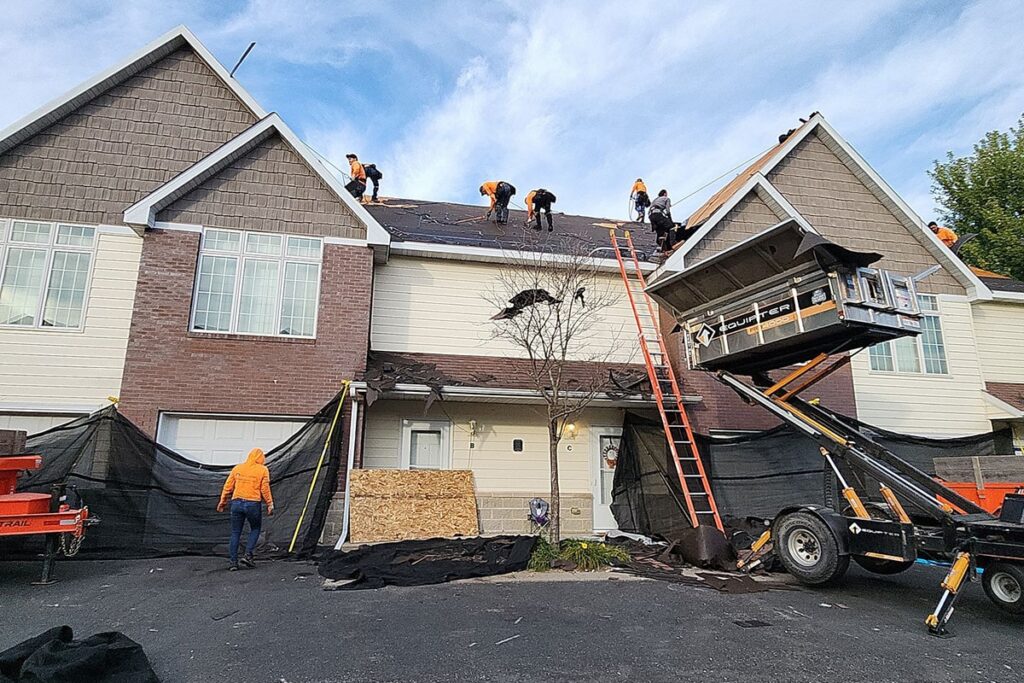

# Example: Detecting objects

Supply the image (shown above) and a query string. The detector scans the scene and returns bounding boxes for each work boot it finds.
[240,555,255,569]
[228,563,239,572]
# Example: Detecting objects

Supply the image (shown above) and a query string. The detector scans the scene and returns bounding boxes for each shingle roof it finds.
[365,198,660,261]
[970,267,1024,293]
[987,382,1024,413]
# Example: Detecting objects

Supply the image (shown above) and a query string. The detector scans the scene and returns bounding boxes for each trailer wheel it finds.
[853,555,915,575]
[982,563,1024,615]
[774,512,849,585]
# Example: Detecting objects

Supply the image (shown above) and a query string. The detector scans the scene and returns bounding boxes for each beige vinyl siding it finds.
[371,256,639,363]
[851,295,990,436]
[362,400,624,494]
[972,301,1024,384]
[0,232,141,410]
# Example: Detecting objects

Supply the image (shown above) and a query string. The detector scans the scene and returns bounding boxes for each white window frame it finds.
[0,217,97,332]
[399,419,452,470]
[868,294,949,376]
[189,228,323,339]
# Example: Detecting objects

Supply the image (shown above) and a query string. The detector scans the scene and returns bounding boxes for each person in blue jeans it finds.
[217,448,274,571]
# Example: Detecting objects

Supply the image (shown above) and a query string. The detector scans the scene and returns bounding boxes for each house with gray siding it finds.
[657,113,1008,440]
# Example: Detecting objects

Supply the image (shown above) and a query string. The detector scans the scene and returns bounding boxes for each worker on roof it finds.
[217,447,274,572]
[928,221,958,248]
[525,189,557,232]
[363,163,383,202]
[345,153,367,202]
[649,189,676,252]
[480,180,516,224]
[630,178,651,224]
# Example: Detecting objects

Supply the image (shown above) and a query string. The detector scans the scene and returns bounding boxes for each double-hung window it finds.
[191,229,322,338]
[868,294,948,374]
[0,219,96,329]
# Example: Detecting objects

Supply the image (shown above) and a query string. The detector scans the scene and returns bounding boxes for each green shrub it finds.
[559,539,630,571]
[528,537,630,572]
[528,536,560,572]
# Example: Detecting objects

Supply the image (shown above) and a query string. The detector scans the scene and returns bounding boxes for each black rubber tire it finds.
[982,562,1024,615]
[853,554,915,575]
[774,511,849,586]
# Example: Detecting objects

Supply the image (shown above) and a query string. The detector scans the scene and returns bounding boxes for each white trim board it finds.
[657,114,990,300]
[390,240,657,273]
[123,114,392,254]
[0,25,266,158]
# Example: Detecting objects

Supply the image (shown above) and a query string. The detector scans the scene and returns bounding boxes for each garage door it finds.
[157,414,310,466]
[0,413,82,436]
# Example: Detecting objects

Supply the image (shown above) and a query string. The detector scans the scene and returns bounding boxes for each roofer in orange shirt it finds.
[630,178,651,224]
[480,180,516,224]
[217,447,274,571]
[345,153,367,202]
[928,221,958,248]
[525,189,557,231]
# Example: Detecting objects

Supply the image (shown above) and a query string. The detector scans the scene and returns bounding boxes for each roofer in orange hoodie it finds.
[217,448,274,571]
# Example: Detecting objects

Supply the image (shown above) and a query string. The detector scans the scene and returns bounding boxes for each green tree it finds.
[930,114,1024,281]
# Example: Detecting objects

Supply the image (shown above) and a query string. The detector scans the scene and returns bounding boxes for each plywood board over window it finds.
[348,469,479,542]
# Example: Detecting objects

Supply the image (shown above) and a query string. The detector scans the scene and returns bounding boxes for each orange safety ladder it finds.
[609,228,723,531]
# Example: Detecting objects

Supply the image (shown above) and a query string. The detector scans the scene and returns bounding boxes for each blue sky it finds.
[2,1,1022,221]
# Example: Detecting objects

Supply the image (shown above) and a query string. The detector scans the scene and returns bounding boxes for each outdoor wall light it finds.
[468,420,478,438]
[565,422,577,439]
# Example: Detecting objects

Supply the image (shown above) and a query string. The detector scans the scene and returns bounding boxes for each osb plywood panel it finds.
[349,469,479,542]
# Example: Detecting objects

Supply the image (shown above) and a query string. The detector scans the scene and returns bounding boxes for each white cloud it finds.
[1,0,1021,225]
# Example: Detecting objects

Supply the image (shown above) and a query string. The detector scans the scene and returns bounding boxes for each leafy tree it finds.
[930,114,1024,281]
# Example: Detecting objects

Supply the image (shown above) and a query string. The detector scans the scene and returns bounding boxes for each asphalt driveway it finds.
[0,557,1019,682]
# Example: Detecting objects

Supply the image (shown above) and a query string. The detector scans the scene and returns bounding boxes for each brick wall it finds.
[118,229,372,436]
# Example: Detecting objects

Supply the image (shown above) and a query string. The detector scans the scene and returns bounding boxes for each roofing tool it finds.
[609,227,723,532]
[646,219,1024,635]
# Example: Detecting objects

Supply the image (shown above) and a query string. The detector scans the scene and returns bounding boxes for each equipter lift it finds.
[643,219,1024,635]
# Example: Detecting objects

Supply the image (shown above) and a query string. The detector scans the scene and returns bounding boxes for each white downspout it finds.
[334,390,360,550]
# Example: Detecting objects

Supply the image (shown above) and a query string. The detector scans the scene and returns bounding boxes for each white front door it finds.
[591,426,622,530]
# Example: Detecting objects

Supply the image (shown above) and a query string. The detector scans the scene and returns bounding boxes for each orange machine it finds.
[0,455,93,584]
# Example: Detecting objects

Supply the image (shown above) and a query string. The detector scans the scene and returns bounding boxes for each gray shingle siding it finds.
[157,134,366,239]
[766,132,964,295]
[687,192,782,264]
[0,48,258,225]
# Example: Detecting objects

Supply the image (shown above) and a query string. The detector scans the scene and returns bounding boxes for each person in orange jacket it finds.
[928,221,958,248]
[217,447,274,571]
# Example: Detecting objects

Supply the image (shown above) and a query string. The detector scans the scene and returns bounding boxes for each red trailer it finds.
[0,454,95,583]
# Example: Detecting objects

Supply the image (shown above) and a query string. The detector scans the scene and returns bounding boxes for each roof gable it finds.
[124,115,390,252]
[661,114,989,299]
[0,26,265,157]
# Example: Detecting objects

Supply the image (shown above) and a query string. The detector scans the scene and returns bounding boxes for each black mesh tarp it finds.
[611,411,1007,537]
[0,393,346,559]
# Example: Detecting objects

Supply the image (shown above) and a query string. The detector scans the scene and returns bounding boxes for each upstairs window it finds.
[0,219,96,330]
[191,229,322,338]
[868,294,948,375]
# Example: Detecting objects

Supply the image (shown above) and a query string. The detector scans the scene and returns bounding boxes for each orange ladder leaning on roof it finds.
[609,228,724,532]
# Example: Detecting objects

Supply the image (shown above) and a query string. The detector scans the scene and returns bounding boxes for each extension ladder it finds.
[609,229,723,531]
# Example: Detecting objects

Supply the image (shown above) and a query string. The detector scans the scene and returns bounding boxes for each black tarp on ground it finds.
[0,626,158,683]
[611,412,1007,537]
[0,392,346,559]
[319,536,538,589]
